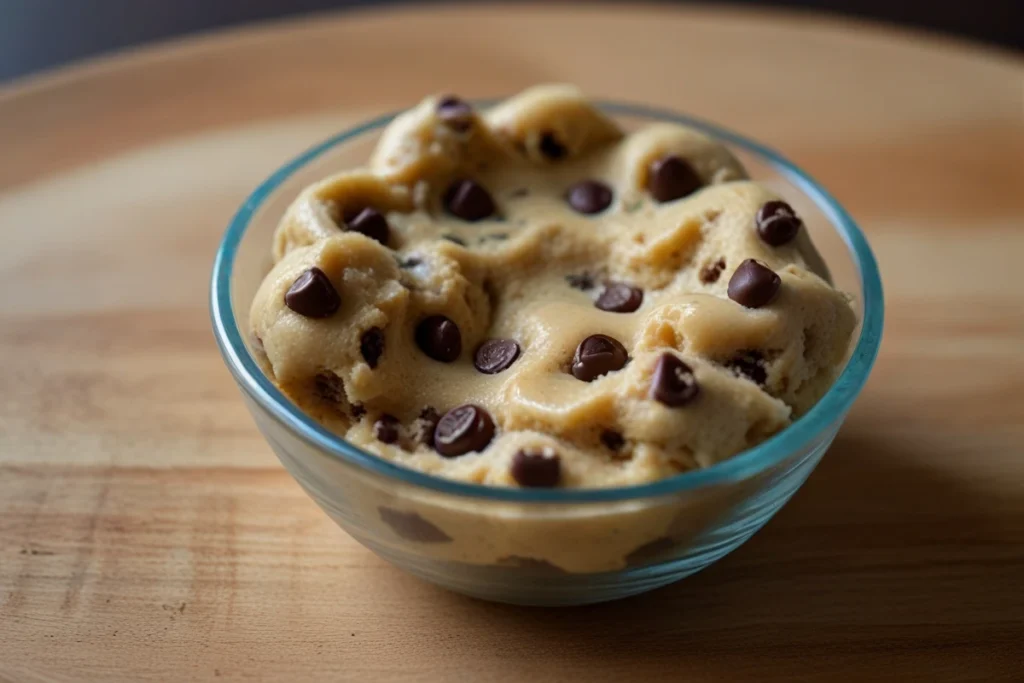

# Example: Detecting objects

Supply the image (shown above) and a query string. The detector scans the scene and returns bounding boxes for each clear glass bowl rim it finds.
[210,99,884,504]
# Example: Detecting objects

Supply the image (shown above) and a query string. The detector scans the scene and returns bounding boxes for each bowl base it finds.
[364,522,768,606]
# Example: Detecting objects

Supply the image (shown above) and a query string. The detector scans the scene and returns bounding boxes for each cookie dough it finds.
[250,84,856,490]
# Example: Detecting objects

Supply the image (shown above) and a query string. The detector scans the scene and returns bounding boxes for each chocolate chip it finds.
[441,234,467,246]
[473,339,521,374]
[647,155,703,202]
[373,414,400,444]
[571,334,628,382]
[360,327,385,369]
[313,371,345,404]
[650,353,699,407]
[566,180,613,215]
[399,256,423,269]
[436,95,474,132]
[284,267,340,318]
[344,207,390,246]
[595,282,643,313]
[415,316,461,362]
[444,179,496,221]
[538,131,567,160]
[565,272,595,291]
[600,430,625,451]
[624,536,677,567]
[728,259,781,308]
[727,350,767,385]
[378,506,451,543]
[434,405,496,457]
[510,448,561,488]
[351,403,366,419]
[414,407,441,446]
[756,200,802,246]
[699,257,726,284]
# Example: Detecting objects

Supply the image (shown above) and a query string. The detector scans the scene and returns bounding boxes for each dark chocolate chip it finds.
[510,448,561,488]
[434,404,496,457]
[624,536,677,567]
[473,338,521,375]
[600,430,625,451]
[360,327,385,369]
[699,257,726,284]
[351,403,366,419]
[647,155,703,203]
[649,353,700,407]
[444,179,496,221]
[726,350,768,385]
[727,259,781,308]
[566,180,613,215]
[414,407,441,446]
[496,556,566,573]
[538,131,567,160]
[565,272,596,291]
[571,334,629,382]
[344,207,390,246]
[436,95,474,132]
[373,414,400,444]
[399,256,423,269]
[313,371,345,404]
[415,316,462,362]
[756,200,802,246]
[378,506,451,543]
[595,282,643,313]
[284,267,340,318]
[441,234,467,246]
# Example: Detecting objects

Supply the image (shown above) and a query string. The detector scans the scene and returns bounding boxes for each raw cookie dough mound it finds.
[619,122,747,192]
[484,84,623,163]
[250,84,857,489]
[370,93,509,187]
[252,234,492,427]
[273,171,414,261]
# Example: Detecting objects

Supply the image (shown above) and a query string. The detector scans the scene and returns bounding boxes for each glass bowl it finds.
[210,101,884,606]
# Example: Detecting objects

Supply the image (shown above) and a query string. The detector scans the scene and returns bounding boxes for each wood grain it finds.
[1,4,1022,681]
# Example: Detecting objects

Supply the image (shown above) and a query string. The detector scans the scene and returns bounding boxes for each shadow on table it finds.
[428,428,1023,680]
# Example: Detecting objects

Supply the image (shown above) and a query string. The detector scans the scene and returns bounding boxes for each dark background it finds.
[1,0,1021,83]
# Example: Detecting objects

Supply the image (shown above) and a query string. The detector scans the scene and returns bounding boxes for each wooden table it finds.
[1,5,1022,681]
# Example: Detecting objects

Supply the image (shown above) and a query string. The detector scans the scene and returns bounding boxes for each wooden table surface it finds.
[1,4,1022,681]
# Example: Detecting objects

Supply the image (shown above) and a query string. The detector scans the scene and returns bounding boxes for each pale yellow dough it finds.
[251,84,856,489]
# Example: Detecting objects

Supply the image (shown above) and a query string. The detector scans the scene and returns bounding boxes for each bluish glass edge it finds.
[209,100,884,504]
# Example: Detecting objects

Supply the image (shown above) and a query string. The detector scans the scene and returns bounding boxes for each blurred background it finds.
[1,0,1021,83]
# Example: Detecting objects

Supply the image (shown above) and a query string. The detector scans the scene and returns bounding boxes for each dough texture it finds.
[250,84,856,489]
